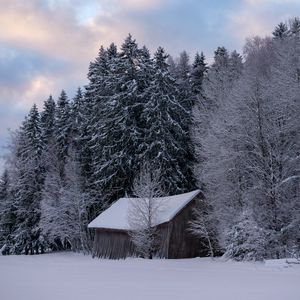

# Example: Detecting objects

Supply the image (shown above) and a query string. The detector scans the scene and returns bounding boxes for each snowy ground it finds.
[0,253,299,300]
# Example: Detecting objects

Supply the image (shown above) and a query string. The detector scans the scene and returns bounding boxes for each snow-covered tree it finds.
[55,90,71,178]
[39,143,64,250]
[11,104,44,254]
[40,95,56,145]
[90,35,150,206]
[128,164,163,259]
[40,147,93,252]
[189,198,217,257]
[190,52,208,95]
[194,32,299,260]
[58,148,92,252]
[70,87,84,149]
[0,170,15,254]
[273,22,288,39]
[176,51,193,110]
[224,210,267,261]
[142,47,196,194]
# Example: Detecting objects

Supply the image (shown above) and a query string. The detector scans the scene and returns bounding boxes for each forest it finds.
[0,18,299,261]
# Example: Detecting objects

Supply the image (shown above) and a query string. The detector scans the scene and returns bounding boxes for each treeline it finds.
[0,19,299,260]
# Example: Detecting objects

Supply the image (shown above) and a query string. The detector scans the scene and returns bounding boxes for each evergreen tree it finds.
[142,47,195,194]
[0,170,15,254]
[228,50,243,82]
[70,87,84,150]
[11,104,44,254]
[167,55,177,78]
[82,44,117,196]
[191,52,208,95]
[273,22,288,39]
[55,90,71,178]
[289,17,300,36]
[176,51,193,111]
[40,95,56,146]
[91,35,148,205]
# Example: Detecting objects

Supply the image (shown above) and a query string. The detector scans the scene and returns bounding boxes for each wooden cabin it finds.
[88,190,205,259]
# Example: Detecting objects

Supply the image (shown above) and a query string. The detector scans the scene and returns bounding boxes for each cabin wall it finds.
[93,229,136,259]
[166,198,206,258]
[156,222,171,258]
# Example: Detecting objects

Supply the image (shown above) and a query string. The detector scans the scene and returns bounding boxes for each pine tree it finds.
[55,90,71,178]
[82,44,117,197]
[40,95,56,146]
[142,47,195,194]
[289,17,300,36]
[202,46,231,110]
[91,35,148,205]
[191,52,208,95]
[11,104,44,254]
[0,170,15,254]
[228,50,243,82]
[273,22,288,39]
[167,55,177,78]
[70,87,84,150]
[176,51,192,110]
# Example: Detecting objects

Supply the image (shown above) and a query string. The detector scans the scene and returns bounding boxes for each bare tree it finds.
[193,33,300,260]
[40,147,93,253]
[189,199,216,258]
[128,164,163,259]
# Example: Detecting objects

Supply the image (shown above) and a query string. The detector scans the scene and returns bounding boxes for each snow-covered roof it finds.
[88,190,201,230]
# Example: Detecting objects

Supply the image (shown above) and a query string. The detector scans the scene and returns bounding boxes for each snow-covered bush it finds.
[224,210,267,261]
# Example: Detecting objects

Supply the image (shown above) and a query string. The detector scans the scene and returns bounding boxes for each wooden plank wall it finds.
[167,197,207,258]
[93,229,136,259]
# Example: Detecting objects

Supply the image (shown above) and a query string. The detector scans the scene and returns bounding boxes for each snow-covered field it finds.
[0,253,299,300]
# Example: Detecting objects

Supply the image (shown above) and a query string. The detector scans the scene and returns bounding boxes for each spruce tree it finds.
[0,170,15,254]
[81,45,116,196]
[191,52,208,95]
[12,104,44,254]
[70,87,84,150]
[176,51,193,111]
[273,22,288,39]
[40,95,56,146]
[55,90,71,179]
[89,35,151,206]
[142,47,195,194]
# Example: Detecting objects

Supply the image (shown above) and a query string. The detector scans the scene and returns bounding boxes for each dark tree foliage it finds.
[191,52,208,95]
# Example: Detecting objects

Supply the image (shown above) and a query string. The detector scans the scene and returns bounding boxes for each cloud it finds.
[0,44,79,114]
[112,0,166,10]
[226,0,300,49]
[227,11,271,41]
[245,0,299,4]
[0,0,100,63]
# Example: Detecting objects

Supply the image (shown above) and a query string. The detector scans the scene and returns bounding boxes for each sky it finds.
[0,0,299,172]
